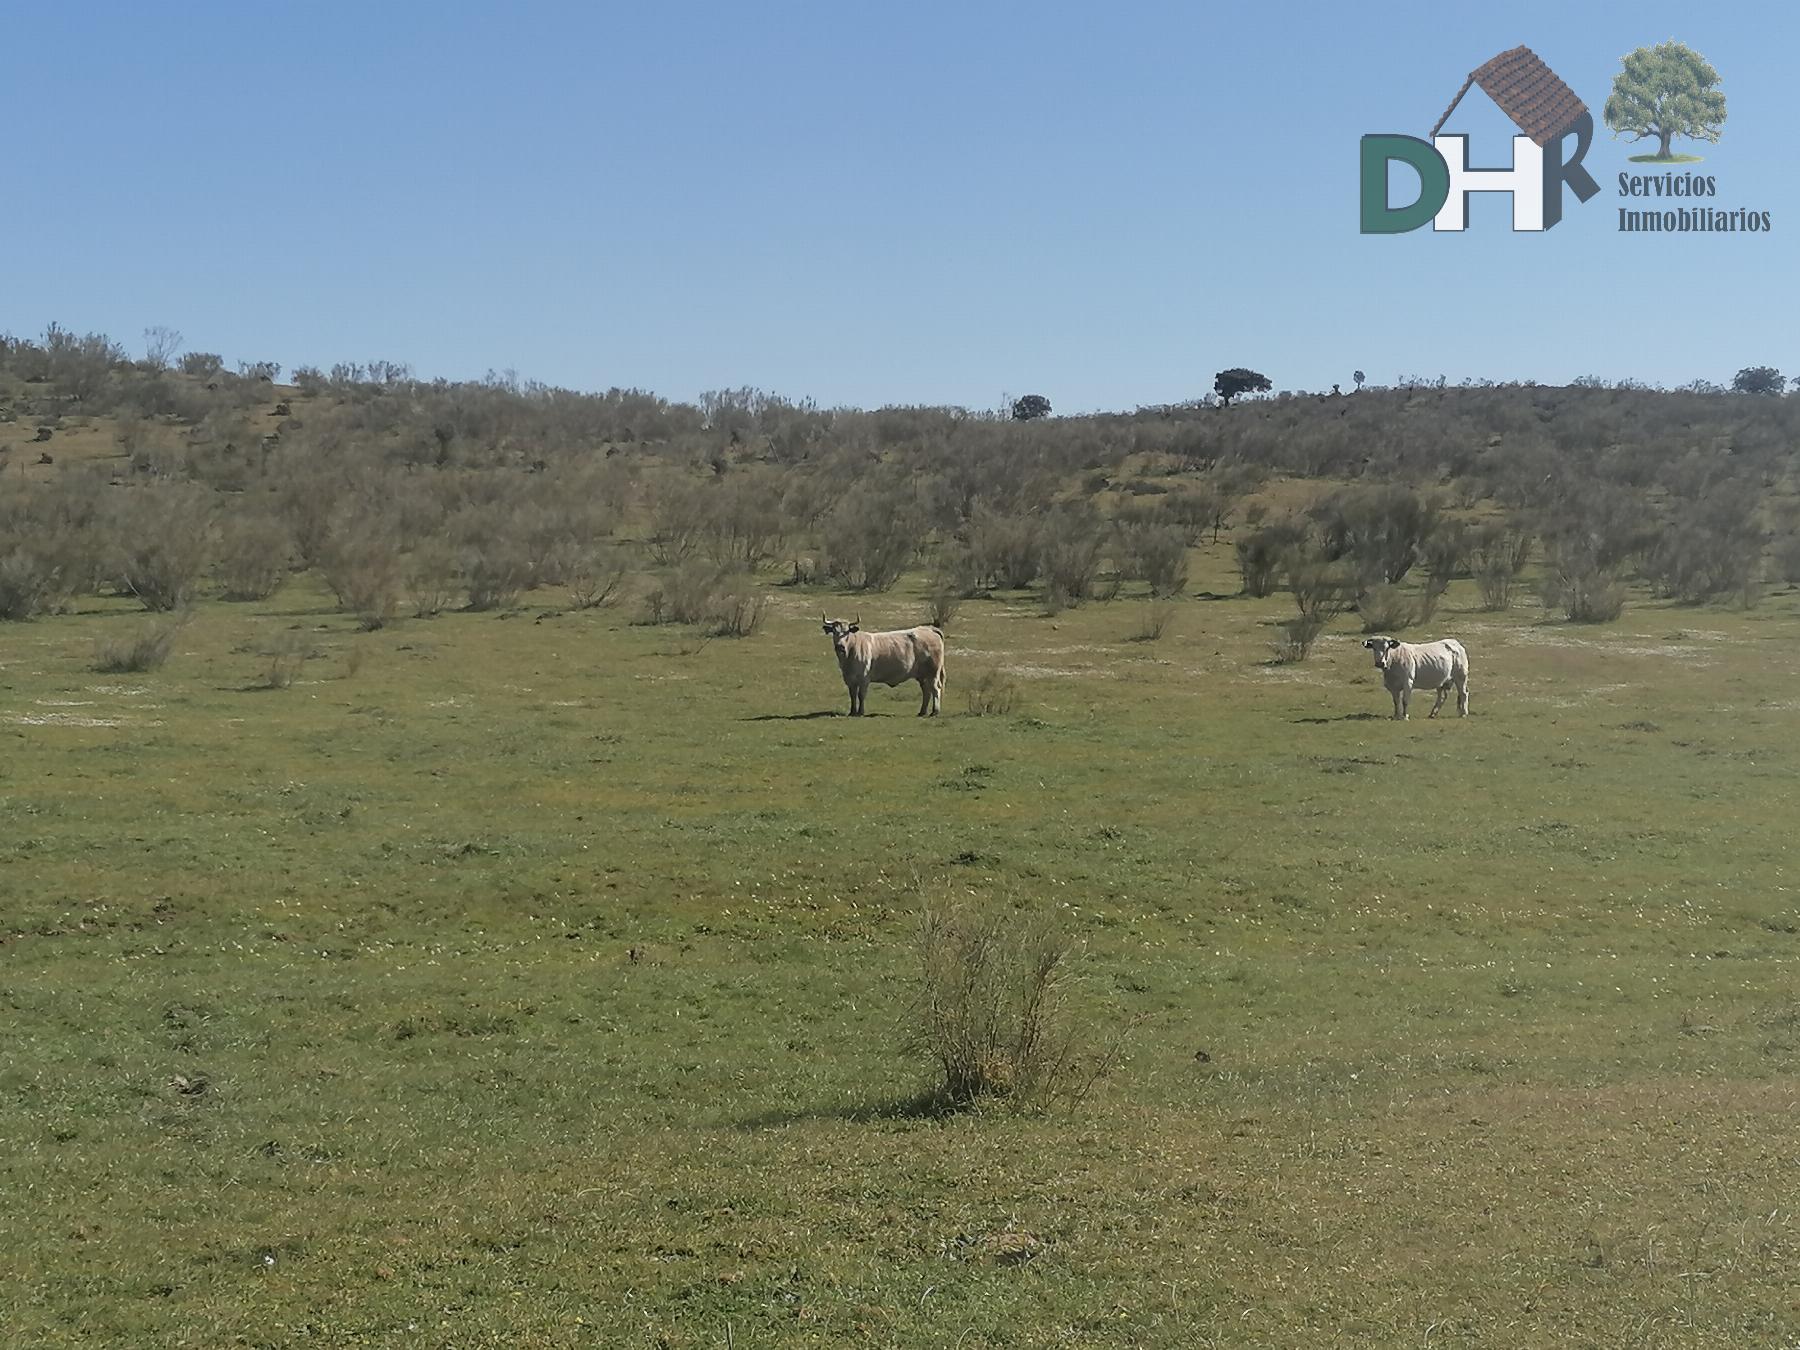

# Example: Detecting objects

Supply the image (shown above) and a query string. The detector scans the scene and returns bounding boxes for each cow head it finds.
[1362,636,1401,669]
[821,615,860,658]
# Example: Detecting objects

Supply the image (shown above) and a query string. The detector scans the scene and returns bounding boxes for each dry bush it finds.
[927,585,962,630]
[1776,533,1800,585]
[93,614,189,673]
[1130,600,1178,642]
[406,541,460,618]
[452,509,537,611]
[262,632,311,689]
[820,486,922,592]
[708,576,768,637]
[642,560,725,626]
[702,473,787,569]
[1270,614,1327,664]
[964,669,1021,717]
[1643,483,1764,605]
[216,516,291,601]
[275,469,343,571]
[1234,519,1306,598]
[966,510,1044,591]
[904,898,1113,1110]
[320,510,405,629]
[1469,523,1533,611]
[1117,523,1190,597]
[647,478,711,566]
[110,485,214,611]
[1039,512,1107,606]
[558,543,631,610]
[1286,557,1356,630]
[0,545,73,620]
[1357,582,1416,634]
[1543,548,1627,623]
[1312,484,1442,585]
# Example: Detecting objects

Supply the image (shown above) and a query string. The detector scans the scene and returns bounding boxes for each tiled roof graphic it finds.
[1430,46,1589,147]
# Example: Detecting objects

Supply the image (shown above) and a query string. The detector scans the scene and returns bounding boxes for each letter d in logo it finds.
[1360,135,1450,234]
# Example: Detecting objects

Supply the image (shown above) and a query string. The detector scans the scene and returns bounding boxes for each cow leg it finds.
[917,675,929,717]
[931,663,944,716]
[1429,683,1449,718]
[1391,688,1404,720]
[856,682,868,716]
[1457,673,1470,717]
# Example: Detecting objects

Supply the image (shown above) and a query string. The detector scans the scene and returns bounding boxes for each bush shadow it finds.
[734,1085,964,1130]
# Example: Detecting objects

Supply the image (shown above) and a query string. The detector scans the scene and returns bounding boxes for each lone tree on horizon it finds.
[1011,393,1051,421]
[1214,368,1272,407]
[1603,41,1726,161]
[1731,366,1786,397]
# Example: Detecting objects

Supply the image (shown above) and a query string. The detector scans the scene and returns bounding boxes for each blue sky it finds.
[9,2,1794,411]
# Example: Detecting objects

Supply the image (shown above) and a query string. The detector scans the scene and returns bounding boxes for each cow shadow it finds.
[1292,712,1386,724]
[744,710,901,721]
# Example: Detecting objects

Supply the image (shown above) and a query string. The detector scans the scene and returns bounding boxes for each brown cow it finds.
[821,616,945,716]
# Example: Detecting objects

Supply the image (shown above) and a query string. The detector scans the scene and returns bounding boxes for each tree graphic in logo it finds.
[1603,41,1726,163]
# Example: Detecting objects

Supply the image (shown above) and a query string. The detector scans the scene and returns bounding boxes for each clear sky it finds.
[10,1,1794,412]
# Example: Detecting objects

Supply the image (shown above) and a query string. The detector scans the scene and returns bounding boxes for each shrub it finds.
[708,576,768,637]
[1776,533,1800,585]
[110,485,214,611]
[461,539,535,611]
[1543,548,1627,623]
[0,545,71,620]
[93,615,189,673]
[1357,582,1416,634]
[964,669,1021,717]
[647,480,711,567]
[1286,558,1356,625]
[562,544,631,610]
[262,632,310,689]
[1469,523,1532,611]
[320,510,405,629]
[1131,600,1178,642]
[965,509,1043,591]
[1271,614,1328,663]
[904,898,1110,1110]
[820,486,921,591]
[927,584,962,630]
[1117,523,1190,597]
[1312,485,1442,585]
[1234,519,1308,598]
[1041,530,1105,607]
[406,541,460,618]
[642,560,725,626]
[216,516,291,601]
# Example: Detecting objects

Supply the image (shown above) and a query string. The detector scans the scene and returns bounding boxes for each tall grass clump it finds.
[93,614,190,673]
[1130,600,1178,642]
[963,669,1021,717]
[904,898,1111,1110]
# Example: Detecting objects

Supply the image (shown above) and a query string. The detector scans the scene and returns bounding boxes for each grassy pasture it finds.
[3,542,1799,1348]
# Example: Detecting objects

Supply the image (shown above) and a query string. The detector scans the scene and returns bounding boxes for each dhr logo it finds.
[1362,46,1600,233]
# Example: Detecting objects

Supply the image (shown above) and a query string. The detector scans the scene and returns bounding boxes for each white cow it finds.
[1362,636,1470,720]
[822,617,946,717]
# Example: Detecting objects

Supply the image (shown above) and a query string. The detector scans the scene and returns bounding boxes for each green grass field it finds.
[4,541,1799,1347]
